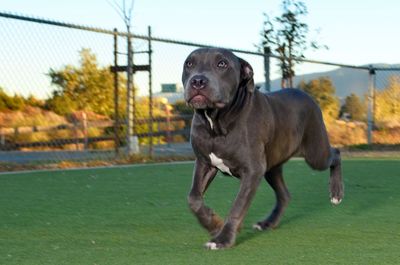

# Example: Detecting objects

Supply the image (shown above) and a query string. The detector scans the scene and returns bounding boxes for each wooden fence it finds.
[0,115,192,150]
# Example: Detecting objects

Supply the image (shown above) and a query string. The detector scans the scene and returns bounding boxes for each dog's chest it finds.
[192,113,240,176]
[193,134,235,176]
[209,152,232,176]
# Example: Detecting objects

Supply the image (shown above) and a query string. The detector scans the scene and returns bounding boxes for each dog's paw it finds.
[204,242,219,250]
[330,188,344,205]
[330,197,342,205]
[252,224,263,231]
[204,239,233,250]
[329,177,344,206]
[252,221,275,231]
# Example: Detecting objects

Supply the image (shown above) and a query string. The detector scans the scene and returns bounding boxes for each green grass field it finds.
[0,159,399,265]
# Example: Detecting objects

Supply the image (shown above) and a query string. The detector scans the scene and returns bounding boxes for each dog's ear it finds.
[239,57,255,93]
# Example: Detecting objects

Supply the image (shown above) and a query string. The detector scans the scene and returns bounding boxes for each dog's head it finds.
[182,48,254,110]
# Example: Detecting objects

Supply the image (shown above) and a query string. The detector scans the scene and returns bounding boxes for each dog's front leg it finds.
[188,159,222,236]
[205,173,263,250]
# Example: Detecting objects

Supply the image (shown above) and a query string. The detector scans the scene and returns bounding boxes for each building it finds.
[153,83,184,104]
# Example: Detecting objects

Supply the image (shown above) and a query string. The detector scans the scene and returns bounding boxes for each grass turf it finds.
[0,159,399,265]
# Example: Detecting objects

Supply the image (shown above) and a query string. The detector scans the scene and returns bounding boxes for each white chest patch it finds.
[204,111,213,130]
[209,152,232,175]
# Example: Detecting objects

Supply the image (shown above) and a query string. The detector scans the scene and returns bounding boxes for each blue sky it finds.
[1,0,400,97]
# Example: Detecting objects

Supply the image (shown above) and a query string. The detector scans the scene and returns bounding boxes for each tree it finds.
[262,0,326,88]
[375,76,400,126]
[25,94,44,108]
[46,49,118,116]
[341,93,366,121]
[0,88,25,111]
[44,91,77,116]
[45,48,171,144]
[173,100,194,115]
[298,77,340,123]
[0,88,13,111]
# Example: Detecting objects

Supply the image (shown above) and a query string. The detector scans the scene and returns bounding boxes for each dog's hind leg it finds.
[302,113,344,205]
[253,165,291,231]
[188,159,223,236]
[304,144,344,205]
[328,148,344,205]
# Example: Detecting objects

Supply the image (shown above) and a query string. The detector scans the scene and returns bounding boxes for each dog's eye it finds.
[185,60,193,68]
[217,60,228,68]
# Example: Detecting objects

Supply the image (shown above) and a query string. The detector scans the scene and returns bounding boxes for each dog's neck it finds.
[198,88,253,136]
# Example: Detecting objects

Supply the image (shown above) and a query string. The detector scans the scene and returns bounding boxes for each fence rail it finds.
[0,115,192,150]
[1,130,191,150]
[0,115,192,136]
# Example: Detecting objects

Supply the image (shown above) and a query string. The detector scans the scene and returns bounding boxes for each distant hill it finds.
[261,64,400,100]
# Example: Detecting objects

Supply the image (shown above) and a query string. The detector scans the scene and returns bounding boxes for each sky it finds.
[1,0,400,97]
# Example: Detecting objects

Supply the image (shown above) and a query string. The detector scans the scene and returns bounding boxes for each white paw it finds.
[204,242,219,250]
[330,197,342,205]
[252,224,263,231]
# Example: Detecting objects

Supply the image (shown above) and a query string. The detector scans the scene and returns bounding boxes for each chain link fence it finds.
[267,56,400,147]
[0,12,399,169]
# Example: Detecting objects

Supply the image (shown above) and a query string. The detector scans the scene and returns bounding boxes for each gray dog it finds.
[182,47,344,250]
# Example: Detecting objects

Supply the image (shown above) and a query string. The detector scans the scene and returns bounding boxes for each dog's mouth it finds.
[187,94,209,109]
[190,94,207,102]
[187,93,226,109]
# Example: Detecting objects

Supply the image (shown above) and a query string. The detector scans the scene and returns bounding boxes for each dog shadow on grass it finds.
[235,208,325,246]
[235,227,267,246]
[234,173,398,247]
[235,216,304,246]
[235,193,341,246]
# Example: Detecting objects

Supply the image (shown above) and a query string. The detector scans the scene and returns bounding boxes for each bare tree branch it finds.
[107,0,135,29]
[106,0,126,23]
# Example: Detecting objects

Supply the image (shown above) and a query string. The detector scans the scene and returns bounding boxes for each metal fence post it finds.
[126,30,133,154]
[0,128,4,148]
[148,26,154,158]
[263,46,271,92]
[82,112,88,150]
[126,29,139,155]
[367,66,376,145]
[113,28,120,157]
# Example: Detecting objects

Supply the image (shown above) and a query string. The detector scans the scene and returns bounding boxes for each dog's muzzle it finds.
[186,75,211,108]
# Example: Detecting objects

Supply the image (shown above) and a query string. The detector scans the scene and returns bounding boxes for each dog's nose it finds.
[190,75,208,90]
